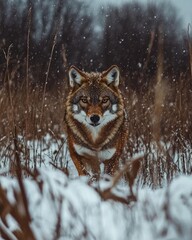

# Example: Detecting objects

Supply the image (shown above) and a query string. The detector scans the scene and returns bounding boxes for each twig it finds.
[49,161,69,176]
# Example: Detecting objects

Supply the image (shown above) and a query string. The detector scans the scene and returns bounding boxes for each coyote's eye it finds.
[102,97,109,104]
[80,97,88,104]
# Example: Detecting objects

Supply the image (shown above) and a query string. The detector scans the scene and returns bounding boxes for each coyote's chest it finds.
[74,144,116,161]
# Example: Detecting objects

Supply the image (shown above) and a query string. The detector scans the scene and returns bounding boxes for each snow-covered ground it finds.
[1,166,192,240]
[0,135,192,239]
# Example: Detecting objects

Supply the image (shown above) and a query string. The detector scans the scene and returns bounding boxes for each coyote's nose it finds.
[90,114,100,125]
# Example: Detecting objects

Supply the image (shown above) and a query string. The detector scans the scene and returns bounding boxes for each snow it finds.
[1,167,192,240]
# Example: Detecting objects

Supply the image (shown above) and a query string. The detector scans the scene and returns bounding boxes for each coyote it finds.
[64,65,128,178]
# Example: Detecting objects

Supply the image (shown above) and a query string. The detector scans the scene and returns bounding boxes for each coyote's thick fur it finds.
[64,65,128,178]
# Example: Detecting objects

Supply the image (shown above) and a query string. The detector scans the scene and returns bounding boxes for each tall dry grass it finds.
[0,58,67,174]
[122,26,192,187]
[1,32,192,240]
[0,25,192,188]
[0,61,192,185]
[124,77,192,188]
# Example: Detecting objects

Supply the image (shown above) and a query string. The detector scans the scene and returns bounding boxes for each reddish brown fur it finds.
[64,65,128,178]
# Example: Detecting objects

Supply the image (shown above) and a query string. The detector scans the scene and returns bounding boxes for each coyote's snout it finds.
[64,65,128,178]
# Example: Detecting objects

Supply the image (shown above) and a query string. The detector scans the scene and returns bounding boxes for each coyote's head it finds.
[66,65,124,140]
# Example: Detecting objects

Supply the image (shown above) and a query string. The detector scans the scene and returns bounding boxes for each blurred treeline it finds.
[0,0,190,90]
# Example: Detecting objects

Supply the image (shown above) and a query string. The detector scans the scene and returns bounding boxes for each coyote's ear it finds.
[68,66,85,88]
[103,65,120,86]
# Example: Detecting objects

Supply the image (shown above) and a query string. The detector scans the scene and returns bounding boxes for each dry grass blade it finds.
[12,127,36,240]
[0,218,18,240]
[98,155,142,204]
[40,31,58,126]
[187,24,192,80]
[49,161,69,176]
[142,29,155,73]
[152,25,166,143]
[3,45,15,127]
[25,7,32,138]
[62,43,69,73]
[0,181,35,240]
[111,156,142,190]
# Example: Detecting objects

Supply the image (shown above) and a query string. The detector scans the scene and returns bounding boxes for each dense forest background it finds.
[0,0,191,90]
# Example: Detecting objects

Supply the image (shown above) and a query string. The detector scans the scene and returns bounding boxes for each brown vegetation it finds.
[0,38,192,187]
[0,0,191,195]
[1,1,192,239]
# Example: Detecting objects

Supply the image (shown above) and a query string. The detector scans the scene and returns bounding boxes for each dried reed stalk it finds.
[25,7,32,138]
[143,29,155,73]
[187,24,192,80]
[40,31,57,126]
[152,25,166,142]
[97,155,142,204]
